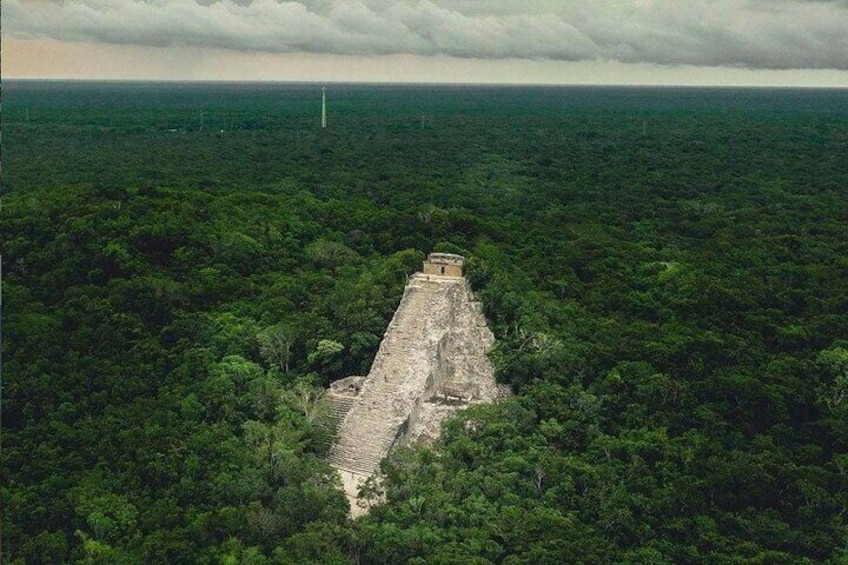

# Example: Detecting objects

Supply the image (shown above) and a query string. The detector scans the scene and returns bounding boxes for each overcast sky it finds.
[4,0,848,85]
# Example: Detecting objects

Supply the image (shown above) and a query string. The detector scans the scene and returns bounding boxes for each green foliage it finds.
[2,82,846,563]
[819,347,848,413]
[256,323,296,374]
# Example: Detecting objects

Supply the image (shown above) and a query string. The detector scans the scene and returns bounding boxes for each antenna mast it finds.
[321,87,327,128]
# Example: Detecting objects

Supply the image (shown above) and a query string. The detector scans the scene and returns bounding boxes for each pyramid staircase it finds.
[326,272,499,515]
[327,277,455,475]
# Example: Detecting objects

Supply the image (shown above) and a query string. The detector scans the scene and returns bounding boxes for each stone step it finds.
[329,396,358,425]
[328,444,384,460]
[331,446,392,465]
[328,452,386,474]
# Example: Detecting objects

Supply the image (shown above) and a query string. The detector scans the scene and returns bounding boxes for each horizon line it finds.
[5,77,848,91]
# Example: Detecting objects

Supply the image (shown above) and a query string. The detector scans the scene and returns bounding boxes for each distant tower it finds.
[321,87,327,129]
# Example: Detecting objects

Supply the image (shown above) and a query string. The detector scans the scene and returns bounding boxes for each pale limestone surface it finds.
[326,270,499,516]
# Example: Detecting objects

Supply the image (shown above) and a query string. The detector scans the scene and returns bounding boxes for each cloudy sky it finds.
[3,0,848,85]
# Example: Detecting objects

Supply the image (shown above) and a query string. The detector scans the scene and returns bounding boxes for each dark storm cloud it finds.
[5,0,848,70]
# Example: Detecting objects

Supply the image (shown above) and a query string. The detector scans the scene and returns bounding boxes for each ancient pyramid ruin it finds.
[326,253,503,516]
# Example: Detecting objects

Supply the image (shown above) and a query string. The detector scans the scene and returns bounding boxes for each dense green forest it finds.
[2,81,847,563]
